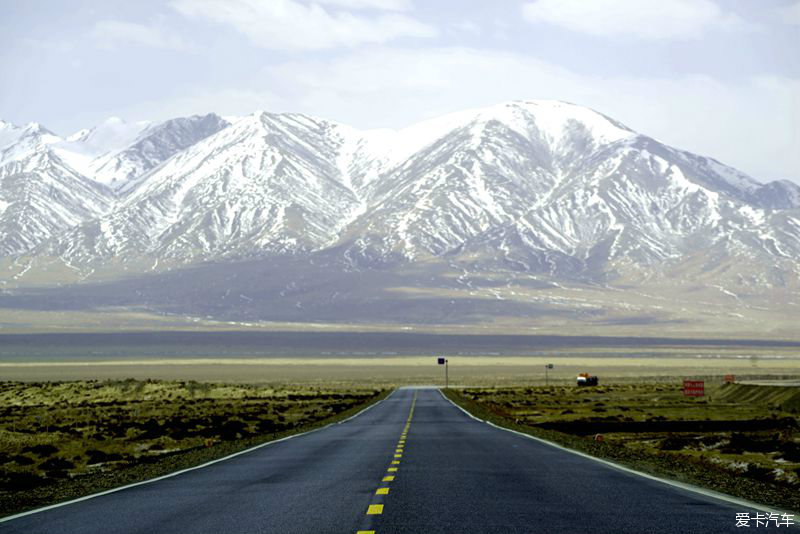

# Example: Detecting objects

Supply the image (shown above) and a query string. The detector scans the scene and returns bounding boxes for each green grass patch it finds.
[0,380,387,518]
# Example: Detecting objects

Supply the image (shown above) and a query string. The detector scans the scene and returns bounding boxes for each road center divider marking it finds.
[358,390,418,532]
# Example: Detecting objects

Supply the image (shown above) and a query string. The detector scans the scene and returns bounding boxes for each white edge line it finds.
[438,389,798,516]
[0,389,397,524]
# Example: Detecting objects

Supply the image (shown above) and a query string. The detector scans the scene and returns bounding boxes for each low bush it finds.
[22,444,58,457]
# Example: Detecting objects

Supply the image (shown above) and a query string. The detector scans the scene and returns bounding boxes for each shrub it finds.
[745,463,774,482]
[40,457,75,471]
[21,444,58,457]
[257,419,277,433]
[1,471,45,490]
[778,442,800,462]
[722,433,776,454]
[659,435,693,451]
[10,455,35,466]
[86,449,123,464]
[40,456,76,478]
[219,420,248,440]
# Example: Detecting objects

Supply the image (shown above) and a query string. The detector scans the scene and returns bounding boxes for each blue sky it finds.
[1,0,798,183]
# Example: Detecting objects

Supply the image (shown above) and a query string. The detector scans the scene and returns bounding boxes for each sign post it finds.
[438,357,448,388]
[545,363,554,386]
[683,379,705,397]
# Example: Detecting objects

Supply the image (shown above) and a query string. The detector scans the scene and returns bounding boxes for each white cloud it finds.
[314,0,412,10]
[778,1,800,25]
[170,0,435,50]
[92,20,193,51]
[521,0,753,40]
[448,20,482,35]
[265,46,800,182]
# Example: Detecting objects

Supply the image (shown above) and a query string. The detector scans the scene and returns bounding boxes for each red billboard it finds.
[683,379,705,397]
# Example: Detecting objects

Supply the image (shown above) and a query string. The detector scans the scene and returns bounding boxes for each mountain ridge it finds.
[1,100,799,297]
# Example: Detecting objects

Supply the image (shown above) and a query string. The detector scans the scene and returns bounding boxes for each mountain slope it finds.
[341,101,637,262]
[1,100,798,296]
[52,114,230,191]
[90,113,230,191]
[0,124,113,256]
[0,159,113,257]
[46,112,365,262]
[334,102,800,286]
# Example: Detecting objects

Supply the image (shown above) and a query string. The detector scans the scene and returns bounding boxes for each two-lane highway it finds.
[0,388,779,533]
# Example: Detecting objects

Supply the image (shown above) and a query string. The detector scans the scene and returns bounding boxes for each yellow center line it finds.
[357,392,417,532]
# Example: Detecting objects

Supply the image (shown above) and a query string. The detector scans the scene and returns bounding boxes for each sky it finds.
[1,0,798,183]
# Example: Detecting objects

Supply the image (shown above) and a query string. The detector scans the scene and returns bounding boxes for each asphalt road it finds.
[0,388,790,534]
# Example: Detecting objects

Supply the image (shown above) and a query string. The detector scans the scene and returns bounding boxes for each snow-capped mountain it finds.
[48,112,364,261]
[0,113,230,256]
[51,114,230,190]
[339,102,800,283]
[2,100,799,290]
[86,113,230,190]
[0,122,113,255]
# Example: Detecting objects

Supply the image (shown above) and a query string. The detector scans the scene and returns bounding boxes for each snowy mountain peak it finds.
[18,122,58,142]
[2,101,799,289]
[66,128,91,142]
[23,121,48,131]
[63,117,151,155]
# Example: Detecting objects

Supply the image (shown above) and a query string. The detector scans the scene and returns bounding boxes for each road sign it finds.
[683,379,705,397]
[437,357,449,388]
[546,364,554,369]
